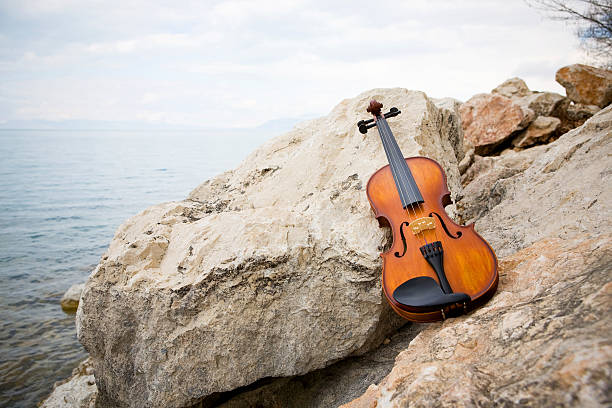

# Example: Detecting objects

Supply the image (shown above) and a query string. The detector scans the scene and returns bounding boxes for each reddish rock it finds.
[556,64,612,108]
[512,116,561,148]
[460,94,534,155]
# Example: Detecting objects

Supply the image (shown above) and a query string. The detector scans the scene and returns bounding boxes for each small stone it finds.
[518,92,568,117]
[512,116,561,148]
[458,148,474,175]
[556,64,612,108]
[39,358,97,408]
[60,283,84,312]
[491,77,531,98]
[555,102,601,135]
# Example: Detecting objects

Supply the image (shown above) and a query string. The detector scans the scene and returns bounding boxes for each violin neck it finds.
[375,116,424,209]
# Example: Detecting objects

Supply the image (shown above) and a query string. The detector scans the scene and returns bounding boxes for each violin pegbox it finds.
[357,100,401,134]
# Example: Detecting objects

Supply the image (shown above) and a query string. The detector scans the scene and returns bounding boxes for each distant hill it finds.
[0,115,317,133]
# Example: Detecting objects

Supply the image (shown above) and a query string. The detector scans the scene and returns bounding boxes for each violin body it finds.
[367,157,498,322]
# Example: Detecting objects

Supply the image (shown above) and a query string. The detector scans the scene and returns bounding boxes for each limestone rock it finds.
[76,88,465,408]
[491,77,568,118]
[491,77,531,98]
[432,97,466,163]
[459,93,534,155]
[458,148,474,175]
[60,283,85,312]
[460,154,500,187]
[512,116,561,148]
[556,64,612,108]
[554,102,601,136]
[40,358,96,408]
[201,324,426,408]
[519,91,568,117]
[343,106,612,408]
[460,105,612,254]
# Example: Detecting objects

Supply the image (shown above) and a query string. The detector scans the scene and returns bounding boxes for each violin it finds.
[358,100,498,322]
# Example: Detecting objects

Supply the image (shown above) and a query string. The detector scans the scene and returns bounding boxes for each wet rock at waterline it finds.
[60,283,85,312]
[75,88,466,408]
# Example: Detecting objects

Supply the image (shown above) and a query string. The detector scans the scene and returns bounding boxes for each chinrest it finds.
[393,276,470,311]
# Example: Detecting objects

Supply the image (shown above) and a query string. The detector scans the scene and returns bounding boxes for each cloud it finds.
[0,0,583,126]
[84,33,222,55]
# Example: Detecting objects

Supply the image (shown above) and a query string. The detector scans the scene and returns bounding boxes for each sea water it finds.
[0,129,274,407]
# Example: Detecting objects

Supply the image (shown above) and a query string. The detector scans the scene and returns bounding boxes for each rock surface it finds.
[76,88,466,408]
[39,358,96,408]
[556,102,602,135]
[556,64,612,108]
[192,324,426,408]
[459,93,533,155]
[463,76,605,156]
[493,77,568,118]
[491,77,531,99]
[518,91,568,117]
[512,115,561,148]
[60,283,85,312]
[344,106,612,407]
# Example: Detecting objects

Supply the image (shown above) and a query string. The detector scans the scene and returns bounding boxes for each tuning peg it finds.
[358,120,377,134]
[384,107,401,119]
[357,107,401,134]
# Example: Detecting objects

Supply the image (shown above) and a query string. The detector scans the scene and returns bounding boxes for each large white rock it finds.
[76,88,466,407]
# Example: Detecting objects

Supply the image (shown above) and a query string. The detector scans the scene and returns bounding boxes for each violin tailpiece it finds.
[419,241,453,294]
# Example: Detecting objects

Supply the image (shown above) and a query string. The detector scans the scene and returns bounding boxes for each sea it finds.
[0,128,277,407]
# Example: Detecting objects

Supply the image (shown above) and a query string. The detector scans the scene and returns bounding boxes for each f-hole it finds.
[429,212,462,239]
[394,222,410,258]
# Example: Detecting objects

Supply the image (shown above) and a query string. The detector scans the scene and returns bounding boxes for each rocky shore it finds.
[42,64,611,407]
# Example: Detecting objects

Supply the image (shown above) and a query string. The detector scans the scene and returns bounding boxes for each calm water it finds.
[0,129,274,407]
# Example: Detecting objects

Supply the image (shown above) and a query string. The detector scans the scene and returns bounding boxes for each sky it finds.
[0,0,585,128]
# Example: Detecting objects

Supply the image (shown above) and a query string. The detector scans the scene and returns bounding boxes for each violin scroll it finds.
[367,99,384,116]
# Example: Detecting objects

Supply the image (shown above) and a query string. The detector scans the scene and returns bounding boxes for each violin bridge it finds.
[410,217,436,235]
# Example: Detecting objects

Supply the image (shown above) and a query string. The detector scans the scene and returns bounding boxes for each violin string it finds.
[376,116,428,246]
[376,116,412,213]
[382,118,441,245]
[379,119,427,245]
[378,116,441,246]
[376,116,415,217]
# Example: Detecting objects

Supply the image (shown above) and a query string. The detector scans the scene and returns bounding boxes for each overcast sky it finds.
[0,0,584,127]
